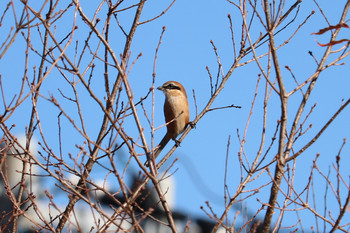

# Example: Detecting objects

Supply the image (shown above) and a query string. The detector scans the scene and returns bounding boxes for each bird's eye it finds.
[165,83,180,90]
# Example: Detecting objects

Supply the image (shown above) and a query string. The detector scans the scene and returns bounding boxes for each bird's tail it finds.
[145,133,171,167]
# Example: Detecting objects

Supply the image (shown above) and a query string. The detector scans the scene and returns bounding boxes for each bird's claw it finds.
[174,139,181,147]
[188,121,196,129]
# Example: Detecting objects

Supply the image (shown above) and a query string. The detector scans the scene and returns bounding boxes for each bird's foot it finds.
[188,121,196,129]
[174,139,181,147]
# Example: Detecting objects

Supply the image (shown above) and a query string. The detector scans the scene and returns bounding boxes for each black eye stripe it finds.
[165,83,180,90]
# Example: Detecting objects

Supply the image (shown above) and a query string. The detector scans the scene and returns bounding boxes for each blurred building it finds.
[0,137,257,232]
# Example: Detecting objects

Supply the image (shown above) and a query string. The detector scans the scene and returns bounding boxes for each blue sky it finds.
[1,0,350,231]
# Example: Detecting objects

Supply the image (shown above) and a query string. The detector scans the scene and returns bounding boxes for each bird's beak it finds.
[157,86,163,91]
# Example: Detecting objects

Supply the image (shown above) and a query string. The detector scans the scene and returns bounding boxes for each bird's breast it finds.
[164,95,189,136]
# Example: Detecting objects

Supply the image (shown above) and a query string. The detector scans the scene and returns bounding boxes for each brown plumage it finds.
[146,81,189,167]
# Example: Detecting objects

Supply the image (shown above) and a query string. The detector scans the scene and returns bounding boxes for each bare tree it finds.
[0,0,349,232]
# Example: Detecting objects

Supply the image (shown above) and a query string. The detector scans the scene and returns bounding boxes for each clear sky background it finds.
[1,0,350,231]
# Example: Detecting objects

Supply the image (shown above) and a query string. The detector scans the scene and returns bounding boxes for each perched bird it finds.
[146,81,190,167]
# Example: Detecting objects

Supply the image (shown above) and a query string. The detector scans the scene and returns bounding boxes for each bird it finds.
[146,81,190,167]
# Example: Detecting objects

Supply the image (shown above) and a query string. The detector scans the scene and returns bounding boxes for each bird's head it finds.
[157,81,187,98]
